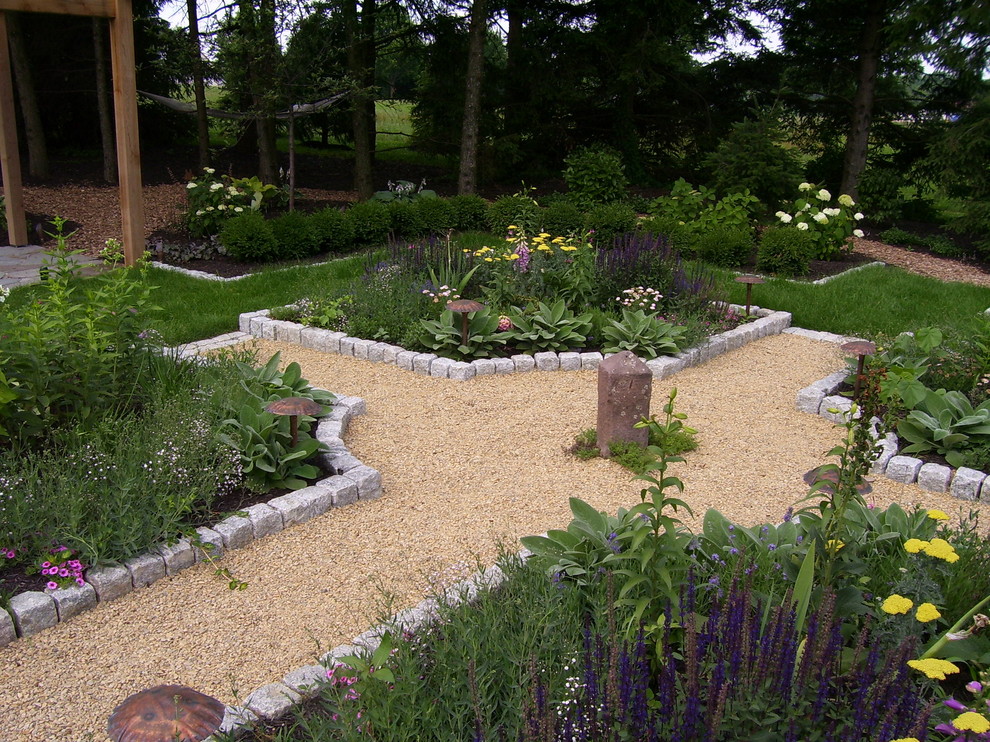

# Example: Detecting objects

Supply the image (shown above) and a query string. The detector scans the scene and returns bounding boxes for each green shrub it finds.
[486,194,541,235]
[601,309,686,358]
[695,226,753,268]
[505,300,593,352]
[447,194,489,231]
[348,200,392,246]
[270,211,319,259]
[415,197,456,234]
[636,215,695,254]
[925,234,964,258]
[219,211,278,261]
[651,179,759,249]
[310,207,355,254]
[584,201,637,247]
[562,145,628,209]
[388,201,426,239]
[756,225,814,277]
[704,119,803,210]
[879,226,920,247]
[540,200,584,237]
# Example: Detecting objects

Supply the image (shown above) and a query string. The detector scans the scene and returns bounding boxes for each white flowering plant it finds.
[774,182,865,260]
[184,167,283,238]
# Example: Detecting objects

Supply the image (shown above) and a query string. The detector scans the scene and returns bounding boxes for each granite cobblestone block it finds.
[352,338,373,360]
[885,456,923,484]
[472,358,497,375]
[534,352,560,371]
[281,665,329,696]
[243,504,284,539]
[494,358,514,374]
[193,527,225,563]
[339,337,356,356]
[413,353,437,375]
[86,562,133,602]
[51,583,97,622]
[918,463,953,493]
[430,357,455,378]
[511,354,535,372]
[245,683,302,721]
[317,475,359,507]
[214,515,255,550]
[951,467,986,501]
[336,396,367,416]
[344,465,383,500]
[448,361,476,381]
[558,352,581,371]
[153,539,196,576]
[9,591,57,637]
[124,552,166,588]
[580,352,604,370]
[0,608,15,647]
[396,350,417,370]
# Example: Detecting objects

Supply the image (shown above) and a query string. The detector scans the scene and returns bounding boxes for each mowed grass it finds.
[724,263,990,339]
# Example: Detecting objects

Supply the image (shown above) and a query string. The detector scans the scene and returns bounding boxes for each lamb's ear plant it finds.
[601,308,685,358]
[505,299,593,352]
[418,307,508,360]
[897,388,990,467]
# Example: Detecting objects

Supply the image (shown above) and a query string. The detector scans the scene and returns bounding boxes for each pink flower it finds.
[41,561,51,568]
[75,577,85,586]
[46,581,58,590]
[4,550,14,559]
[59,569,69,578]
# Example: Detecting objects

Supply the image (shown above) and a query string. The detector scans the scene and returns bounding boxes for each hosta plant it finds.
[601,309,686,359]
[898,388,990,467]
[418,307,508,360]
[505,299,593,352]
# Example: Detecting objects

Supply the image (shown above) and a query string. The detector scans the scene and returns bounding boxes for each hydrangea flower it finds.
[813,212,829,224]
[838,194,855,206]
[853,229,865,238]
[854,212,864,220]
[796,222,809,231]
[799,182,813,191]
[817,188,831,201]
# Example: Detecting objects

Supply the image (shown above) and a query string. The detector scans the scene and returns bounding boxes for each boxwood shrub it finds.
[310,207,356,254]
[756,225,814,277]
[219,211,277,261]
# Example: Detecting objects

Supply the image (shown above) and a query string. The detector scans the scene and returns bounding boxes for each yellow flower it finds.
[538,232,550,238]
[882,594,913,615]
[955,712,990,733]
[924,538,960,563]
[506,237,516,242]
[904,538,929,553]
[560,245,577,252]
[537,245,552,252]
[508,253,520,260]
[484,257,493,262]
[507,224,518,230]
[552,237,565,244]
[889,739,920,742]
[907,658,960,680]
[915,603,941,623]
[826,539,844,553]
[927,509,949,521]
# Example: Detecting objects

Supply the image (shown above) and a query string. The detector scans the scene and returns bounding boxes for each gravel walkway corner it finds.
[1,333,983,741]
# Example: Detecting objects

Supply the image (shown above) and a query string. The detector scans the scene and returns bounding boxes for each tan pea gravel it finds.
[1,333,985,741]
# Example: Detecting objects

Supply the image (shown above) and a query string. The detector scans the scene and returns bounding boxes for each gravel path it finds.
[1,333,983,741]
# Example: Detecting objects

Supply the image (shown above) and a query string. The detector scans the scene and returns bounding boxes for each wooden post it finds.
[0,11,28,245]
[109,0,143,266]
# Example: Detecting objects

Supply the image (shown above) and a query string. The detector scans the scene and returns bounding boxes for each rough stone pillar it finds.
[597,350,652,458]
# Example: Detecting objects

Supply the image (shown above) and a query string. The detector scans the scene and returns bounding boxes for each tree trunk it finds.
[457,0,488,195]
[840,0,885,201]
[344,0,376,199]
[503,0,524,136]
[92,18,117,184]
[188,0,211,170]
[6,12,47,179]
[243,0,279,183]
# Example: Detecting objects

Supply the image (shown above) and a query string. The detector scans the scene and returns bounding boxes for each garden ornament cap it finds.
[446,299,486,345]
[840,340,876,400]
[803,465,873,496]
[265,396,324,446]
[107,684,224,742]
[734,274,764,316]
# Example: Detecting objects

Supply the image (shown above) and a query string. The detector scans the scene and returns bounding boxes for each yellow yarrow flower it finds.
[927,509,950,521]
[915,603,941,623]
[537,245,552,252]
[924,538,960,563]
[882,594,913,615]
[508,253,520,260]
[889,738,920,742]
[507,225,518,230]
[904,538,929,553]
[955,712,990,733]
[560,245,578,252]
[826,539,845,554]
[552,237,565,244]
[907,658,960,680]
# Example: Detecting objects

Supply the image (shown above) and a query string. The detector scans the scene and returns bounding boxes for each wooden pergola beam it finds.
[0,1,115,18]
[0,0,144,265]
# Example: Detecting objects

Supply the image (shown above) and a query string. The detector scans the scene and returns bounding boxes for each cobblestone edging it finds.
[238,305,793,381]
[0,393,379,649]
[149,257,344,283]
[207,549,531,739]
[791,327,990,500]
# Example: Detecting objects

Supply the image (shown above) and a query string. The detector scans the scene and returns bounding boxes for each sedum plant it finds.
[505,299,593,352]
[601,308,686,358]
[418,307,508,360]
[898,388,990,467]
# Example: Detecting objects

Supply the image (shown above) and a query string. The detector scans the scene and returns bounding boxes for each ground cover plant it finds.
[232,404,990,741]
[0,253,334,597]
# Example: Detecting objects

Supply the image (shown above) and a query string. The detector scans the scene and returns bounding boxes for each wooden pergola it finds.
[0,0,143,266]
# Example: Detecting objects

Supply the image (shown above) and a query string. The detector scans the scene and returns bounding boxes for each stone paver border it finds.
[0,393,377,649]
[791,327,990,501]
[238,305,793,381]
